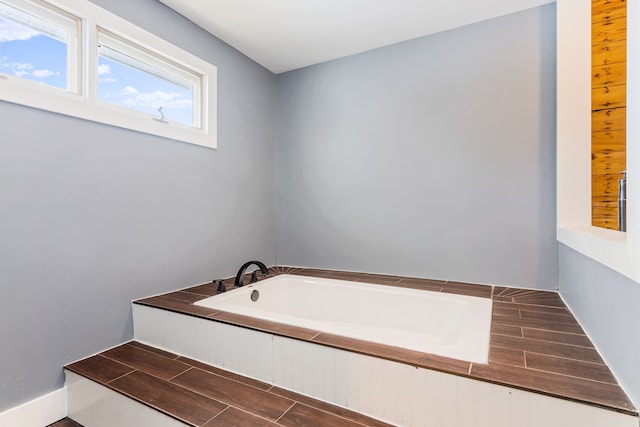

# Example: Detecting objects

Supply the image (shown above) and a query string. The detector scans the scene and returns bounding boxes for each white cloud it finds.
[2,61,33,78]
[97,64,110,75]
[0,18,40,42]
[121,90,191,109]
[99,77,117,83]
[9,61,33,71]
[0,60,60,79]
[32,69,57,78]
[160,99,193,109]
[120,86,138,95]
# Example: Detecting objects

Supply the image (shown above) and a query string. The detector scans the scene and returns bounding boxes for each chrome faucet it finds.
[234,260,269,287]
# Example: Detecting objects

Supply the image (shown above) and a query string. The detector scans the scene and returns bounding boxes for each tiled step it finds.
[66,341,392,427]
[47,418,83,427]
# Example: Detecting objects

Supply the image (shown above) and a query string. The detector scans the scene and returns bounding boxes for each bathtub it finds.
[195,274,493,364]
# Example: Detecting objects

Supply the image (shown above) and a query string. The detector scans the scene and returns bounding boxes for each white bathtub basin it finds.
[195,274,492,364]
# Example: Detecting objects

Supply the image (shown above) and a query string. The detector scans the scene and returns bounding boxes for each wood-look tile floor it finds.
[133,266,637,416]
[66,341,393,427]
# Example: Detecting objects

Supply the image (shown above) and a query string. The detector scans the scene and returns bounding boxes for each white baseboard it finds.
[0,387,68,427]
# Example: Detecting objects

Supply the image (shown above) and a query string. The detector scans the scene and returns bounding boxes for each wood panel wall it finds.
[592,0,627,230]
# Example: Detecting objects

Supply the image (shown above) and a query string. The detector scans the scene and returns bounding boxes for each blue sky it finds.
[0,17,67,89]
[98,55,193,126]
[0,16,193,126]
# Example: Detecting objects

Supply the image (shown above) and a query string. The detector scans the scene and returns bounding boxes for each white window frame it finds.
[0,0,81,93]
[96,28,203,129]
[0,0,217,149]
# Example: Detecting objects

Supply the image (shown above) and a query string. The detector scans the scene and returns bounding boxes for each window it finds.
[0,0,217,148]
[0,0,79,92]
[97,29,201,128]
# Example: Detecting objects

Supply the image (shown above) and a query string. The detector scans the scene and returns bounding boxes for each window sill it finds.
[557,226,638,282]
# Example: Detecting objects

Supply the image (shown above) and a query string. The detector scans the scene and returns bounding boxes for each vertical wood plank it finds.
[592,0,627,230]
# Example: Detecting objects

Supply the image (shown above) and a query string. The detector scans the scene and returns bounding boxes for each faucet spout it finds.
[234,260,269,287]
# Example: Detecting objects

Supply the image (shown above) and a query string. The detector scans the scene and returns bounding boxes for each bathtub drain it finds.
[250,290,260,302]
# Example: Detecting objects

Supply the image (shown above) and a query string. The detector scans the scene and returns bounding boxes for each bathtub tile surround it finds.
[134,266,637,416]
[65,342,393,427]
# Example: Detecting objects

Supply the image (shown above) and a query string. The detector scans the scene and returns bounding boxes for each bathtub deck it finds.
[131,266,636,417]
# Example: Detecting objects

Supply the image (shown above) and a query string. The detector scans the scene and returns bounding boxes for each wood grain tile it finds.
[519,308,577,322]
[175,356,272,391]
[488,346,525,367]
[525,353,618,384]
[443,281,493,298]
[396,277,446,292]
[492,286,510,296]
[172,367,294,421]
[493,300,571,315]
[492,306,520,318]
[181,282,219,296]
[278,403,370,427]
[209,311,320,340]
[490,323,523,337]
[470,362,636,414]
[48,418,84,427]
[135,295,218,317]
[287,268,337,279]
[358,273,403,285]
[490,334,604,364]
[492,296,516,303]
[102,342,190,380]
[511,292,566,307]
[495,288,541,298]
[65,355,134,384]
[322,270,373,281]
[268,266,299,275]
[162,290,212,303]
[268,386,395,427]
[204,407,278,427]
[490,313,585,334]
[110,370,227,426]
[128,341,180,359]
[312,333,471,376]
[522,328,594,348]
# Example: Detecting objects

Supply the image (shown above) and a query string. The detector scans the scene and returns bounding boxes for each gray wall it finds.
[276,5,558,289]
[0,0,276,411]
[558,244,640,407]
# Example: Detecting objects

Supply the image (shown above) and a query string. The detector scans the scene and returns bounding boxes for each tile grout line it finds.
[105,368,136,385]
[182,366,276,394]
[522,364,623,386]
[129,341,181,360]
[522,349,612,367]
[98,354,140,382]
[166,366,193,382]
[490,330,598,350]
[200,405,231,427]
[274,401,297,424]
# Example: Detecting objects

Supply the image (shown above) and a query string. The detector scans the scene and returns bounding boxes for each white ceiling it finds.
[158,0,555,74]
